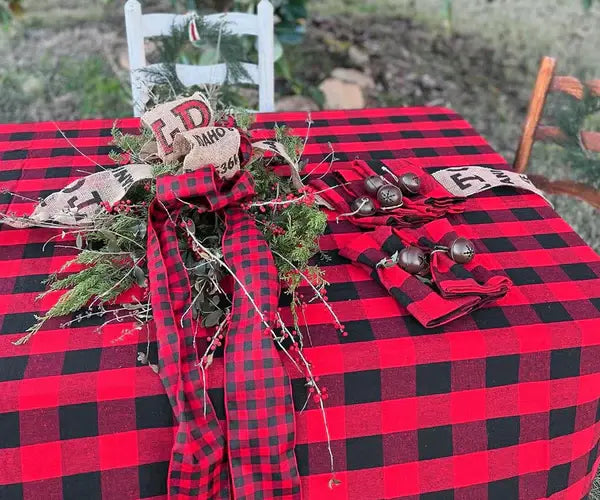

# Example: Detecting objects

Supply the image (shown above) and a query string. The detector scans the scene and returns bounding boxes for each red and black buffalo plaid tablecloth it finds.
[2,107,600,500]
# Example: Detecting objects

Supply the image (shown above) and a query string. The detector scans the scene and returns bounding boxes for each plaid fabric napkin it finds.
[340,228,481,328]
[393,219,512,299]
[309,159,465,228]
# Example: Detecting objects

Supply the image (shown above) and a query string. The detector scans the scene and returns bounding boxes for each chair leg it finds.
[124,0,147,117]
[514,56,556,173]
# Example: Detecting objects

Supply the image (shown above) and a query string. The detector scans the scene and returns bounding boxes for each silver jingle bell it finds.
[351,196,376,216]
[449,237,476,264]
[364,175,386,195]
[376,184,403,208]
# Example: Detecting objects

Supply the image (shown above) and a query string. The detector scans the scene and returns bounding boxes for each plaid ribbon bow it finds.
[147,166,301,499]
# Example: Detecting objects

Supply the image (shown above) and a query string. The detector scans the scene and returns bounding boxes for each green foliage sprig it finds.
[543,88,600,189]
[142,21,251,109]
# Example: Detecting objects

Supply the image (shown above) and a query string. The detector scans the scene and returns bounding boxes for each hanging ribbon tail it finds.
[148,171,231,499]
[148,166,301,499]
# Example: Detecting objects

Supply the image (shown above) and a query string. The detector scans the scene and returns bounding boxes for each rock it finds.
[348,45,369,66]
[275,95,320,112]
[420,74,438,89]
[21,76,44,97]
[330,68,375,90]
[319,78,365,110]
[118,49,129,70]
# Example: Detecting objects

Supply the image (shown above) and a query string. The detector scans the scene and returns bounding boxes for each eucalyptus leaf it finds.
[193,261,210,276]
[133,265,146,287]
[185,252,196,269]
[273,39,284,62]
[136,222,147,238]
[192,300,200,320]
[203,310,222,328]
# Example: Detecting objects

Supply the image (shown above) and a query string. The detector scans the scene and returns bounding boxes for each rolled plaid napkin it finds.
[339,228,483,328]
[309,160,465,228]
[393,219,512,299]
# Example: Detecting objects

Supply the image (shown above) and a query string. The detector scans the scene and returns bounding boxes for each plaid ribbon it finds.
[147,166,300,499]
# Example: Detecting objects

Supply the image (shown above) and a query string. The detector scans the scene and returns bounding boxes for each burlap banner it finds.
[173,126,242,179]
[431,166,551,204]
[2,95,254,228]
[141,91,213,162]
[4,164,153,228]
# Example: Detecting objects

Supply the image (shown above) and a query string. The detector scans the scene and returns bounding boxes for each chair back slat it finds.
[527,174,600,209]
[534,125,600,153]
[550,76,584,100]
[142,12,259,38]
[534,125,565,143]
[124,0,274,116]
[550,76,600,100]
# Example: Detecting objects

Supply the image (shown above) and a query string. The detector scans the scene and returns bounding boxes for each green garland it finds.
[18,113,328,344]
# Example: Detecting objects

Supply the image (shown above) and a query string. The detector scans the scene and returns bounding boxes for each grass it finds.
[0,55,130,122]
[60,57,130,119]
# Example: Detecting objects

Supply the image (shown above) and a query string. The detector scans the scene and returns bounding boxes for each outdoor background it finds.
[1,0,600,492]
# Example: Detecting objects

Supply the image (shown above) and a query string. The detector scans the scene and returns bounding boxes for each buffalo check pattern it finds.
[148,167,299,499]
[1,107,600,499]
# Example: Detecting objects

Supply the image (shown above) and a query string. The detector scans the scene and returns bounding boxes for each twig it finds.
[250,183,349,208]
[272,250,342,330]
[53,122,108,171]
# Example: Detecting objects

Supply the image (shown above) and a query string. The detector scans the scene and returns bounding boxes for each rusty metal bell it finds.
[376,184,403,208]
[398,246,427,274]
[351,196,376,216]
[364,175,386,195]
[398,172,421,195]
[449,237,475,264]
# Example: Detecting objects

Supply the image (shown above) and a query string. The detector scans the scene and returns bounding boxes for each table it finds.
[1,107,600,500]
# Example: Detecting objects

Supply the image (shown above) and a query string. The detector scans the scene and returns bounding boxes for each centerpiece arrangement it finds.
[1,92,344,495]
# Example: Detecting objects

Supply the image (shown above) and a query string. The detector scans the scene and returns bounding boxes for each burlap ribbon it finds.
[148,167,300,499]
[3,93,251,228]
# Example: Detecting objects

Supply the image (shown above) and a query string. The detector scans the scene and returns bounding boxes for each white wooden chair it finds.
[124,0,274,116]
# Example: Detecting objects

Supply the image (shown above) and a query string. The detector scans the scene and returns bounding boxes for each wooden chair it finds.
[124,0,274,116]
[514,56,600,208]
